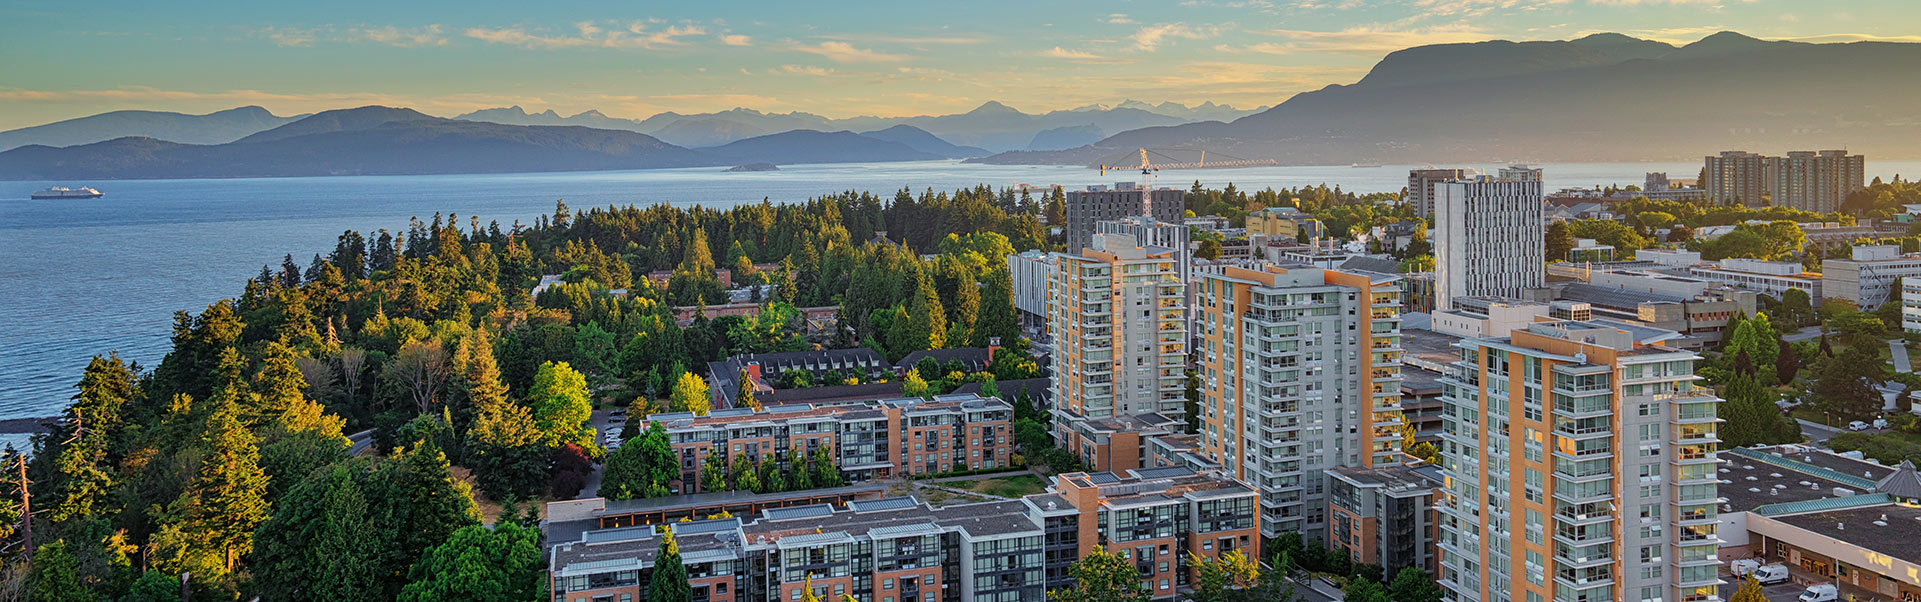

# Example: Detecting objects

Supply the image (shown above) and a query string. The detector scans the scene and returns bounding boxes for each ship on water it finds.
[30,186,103,199]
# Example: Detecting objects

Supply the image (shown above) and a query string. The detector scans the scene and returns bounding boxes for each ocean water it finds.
[3,159,1917,422]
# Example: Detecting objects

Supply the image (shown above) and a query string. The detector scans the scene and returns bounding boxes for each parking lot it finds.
[1719,578,1811,602]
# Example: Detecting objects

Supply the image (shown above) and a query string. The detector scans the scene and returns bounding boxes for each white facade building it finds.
[1434,166,1546,311]
[1685,258,1823,301]
[1821,245,1921,309]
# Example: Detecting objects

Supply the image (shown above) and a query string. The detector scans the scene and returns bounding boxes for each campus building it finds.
[1193,264,1404,541]
[649,394,1016,489]
[1047,233,1187,472]
[1718,445,1921,602]
[1820,245,1921,310]
[1245,206,1323,241]
[1408,168,1471,217]
[547,466,1260,602]
[1063,184,1186,253]
[1436,320,1724,602]
[1433,166,1546,311]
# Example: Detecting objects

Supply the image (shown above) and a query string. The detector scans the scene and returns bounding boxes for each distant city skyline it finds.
[4,0,1920,130]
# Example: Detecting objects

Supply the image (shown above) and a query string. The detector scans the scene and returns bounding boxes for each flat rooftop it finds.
[1773,504,1921,564]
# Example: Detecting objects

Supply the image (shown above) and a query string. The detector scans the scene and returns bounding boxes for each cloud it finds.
[1586,0,1721,4]
[792,41,906,63]
[1037,47,1135,64]
[255,26,320,47]
[1230,25,1492,56]
[464,20,708,49]
[816,34,988,45]
[1105,13,1135,24]
[720,33,752,46]
[1131,23,1221,51]
[772,65,838,76]
[357,25,447,47]
[1781,32,1921,43]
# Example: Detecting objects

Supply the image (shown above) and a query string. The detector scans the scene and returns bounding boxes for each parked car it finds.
[1872,417,1889,429]
[1798,583,1837,602]
[1848,421,1870,431]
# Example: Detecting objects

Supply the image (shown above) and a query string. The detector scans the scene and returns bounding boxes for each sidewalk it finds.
[1890,340,1912,374]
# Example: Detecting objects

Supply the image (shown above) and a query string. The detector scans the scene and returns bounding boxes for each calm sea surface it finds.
[4,159,1918,423]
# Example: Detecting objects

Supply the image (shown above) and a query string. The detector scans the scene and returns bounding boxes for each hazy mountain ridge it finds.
[0,106,303,151]
[974,32,1921,165]
[0,107,715,180]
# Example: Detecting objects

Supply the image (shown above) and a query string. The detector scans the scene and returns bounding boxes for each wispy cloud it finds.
[720,33,752,46]
[791,41,907,63]
[1037,47,1135,64]
[772,65,838,76]
[464,20,709,50]
[1104,13,1136,24]
[358,25,447,47]
[255,26,320,47]
[1131,23,1221,51]
[1227,25,1492,56]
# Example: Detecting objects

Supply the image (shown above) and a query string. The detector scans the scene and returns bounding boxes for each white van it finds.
[1798,583,1837,602]
[1753,564,1790,585]
[1731,559,1761,578]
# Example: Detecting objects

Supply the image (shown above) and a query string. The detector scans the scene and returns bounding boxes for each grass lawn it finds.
[953,474,1049,498]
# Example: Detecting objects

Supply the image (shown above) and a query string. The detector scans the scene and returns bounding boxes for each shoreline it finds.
[0,417,54,435]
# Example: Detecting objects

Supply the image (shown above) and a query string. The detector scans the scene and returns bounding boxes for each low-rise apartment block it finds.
[1327,463,1444,578]
[650,394,1015,489]
[548,466,1260,602]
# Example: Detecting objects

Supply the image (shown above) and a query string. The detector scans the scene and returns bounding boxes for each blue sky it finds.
[3,0,1917,129]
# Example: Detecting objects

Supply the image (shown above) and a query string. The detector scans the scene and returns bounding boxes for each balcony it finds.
[1553,417,1613,440]
[1554,566,1616,590]
[1554,542,1614,569]
[1554,502,1613,525]
[1552,479,1614,504]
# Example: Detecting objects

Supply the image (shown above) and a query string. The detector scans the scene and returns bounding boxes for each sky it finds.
[3,0,1919,130]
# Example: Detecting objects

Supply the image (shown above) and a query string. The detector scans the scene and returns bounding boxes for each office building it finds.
[1048,234,1187,471]
[1409,168,1471,217]
[1903,278,1921,334]
[1436,320,1724,602]
[1328,463,1444,577]
[1434,166,1546,311]
[1705,150,1772,206]
[1063,184,1186,253]
[547,466,1260,602]
[1770,150,1865,213]
[1821,245,1921,309]
[1194,264,1403,540]
[1684,259,1823,302]
[651,394,1015,487]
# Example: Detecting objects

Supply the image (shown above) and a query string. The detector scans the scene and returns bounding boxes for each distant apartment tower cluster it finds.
[1436,320,1724,602]
[1704,149,1865,212]
[1047,233,1188,471]
[1193,264,1404,541]
[1063,183,1186,252]
[1433,166,1547,311]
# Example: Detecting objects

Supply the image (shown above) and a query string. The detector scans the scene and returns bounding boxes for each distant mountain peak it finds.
[572,109,608,119]
[968,101,1022,115]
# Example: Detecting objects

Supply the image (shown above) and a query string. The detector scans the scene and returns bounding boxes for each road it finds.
[1797,418,1843,443]
[578,408,623,499]
[1891,340,1912,374]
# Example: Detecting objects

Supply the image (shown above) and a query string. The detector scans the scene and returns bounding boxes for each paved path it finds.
[1892,340,1913,373]
[1782,326,1826,343]
[347,429,375,455]
[1797,418,1842,443]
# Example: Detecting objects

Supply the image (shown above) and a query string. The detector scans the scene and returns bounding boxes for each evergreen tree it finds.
[648,527,692,602]
[27,541,90,602]
[1545,221,1575,262]
[1776,339,1801,383]
[730,454,761,493]
[812,446,843,488]
[190,394,272,574]
[1811,343,1884,419]
[367,443,483,595]
[737,368,762,411]
[47,354,136,523]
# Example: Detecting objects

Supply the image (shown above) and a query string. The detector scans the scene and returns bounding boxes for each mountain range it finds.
[447,100,1265,151]
[0,108,984,179]
[5,31,1917,180]
[974,31,1921,166]
[0,106,304,151]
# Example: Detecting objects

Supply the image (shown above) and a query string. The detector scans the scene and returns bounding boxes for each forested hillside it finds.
[4,185,1045,599]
